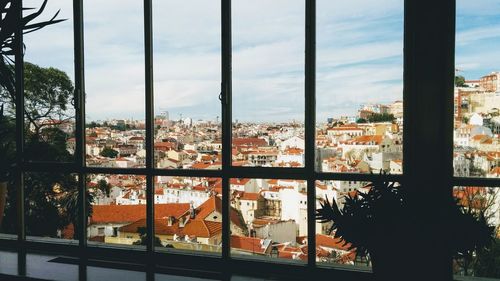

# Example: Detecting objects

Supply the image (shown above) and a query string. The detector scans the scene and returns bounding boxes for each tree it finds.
[455,75,466,87]
[132,226,163,247]
[97,179,111,197]
[0,0,87,238]
[0,0,65,98]
[100,147,118,158]
[0,62,75,136]
[367,113,395,123]
[356,118,367,124]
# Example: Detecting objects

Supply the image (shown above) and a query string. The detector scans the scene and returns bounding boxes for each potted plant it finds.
[316,176,496,280]
[0,104,15,227]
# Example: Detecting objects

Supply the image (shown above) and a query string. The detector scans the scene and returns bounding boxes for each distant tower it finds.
[216,116,220,124]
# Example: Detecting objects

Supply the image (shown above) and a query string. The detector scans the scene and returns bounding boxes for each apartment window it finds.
[2,0,498,279]
[97,227,104,236]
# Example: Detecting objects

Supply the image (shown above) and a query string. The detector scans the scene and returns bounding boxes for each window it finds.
[97,227,104,236]
[3,0,499,279]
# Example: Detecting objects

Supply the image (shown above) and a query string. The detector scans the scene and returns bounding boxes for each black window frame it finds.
[3,0,499,280]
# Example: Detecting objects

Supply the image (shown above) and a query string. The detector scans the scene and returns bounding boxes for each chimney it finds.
[189,202,196,219]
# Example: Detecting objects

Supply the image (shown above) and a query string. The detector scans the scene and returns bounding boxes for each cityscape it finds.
[26,70,494,266]
[0,1,498,279]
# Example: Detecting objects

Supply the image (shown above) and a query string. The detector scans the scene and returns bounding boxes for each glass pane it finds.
[153,1,221,170]
[316,0,404,174]
[0,22,16,236]
[230,178,307,263]
[88,267,146,281]
[154,176,222,255]
[232,0,305,168]
[25,172,79,242]
[315,180,371,267]
[87,174,146,248]
[27,253,78,281]
[454,1,500,178]
[452,186,500,279]
[0,250,17,275]
[84,0,145,168]
[23,0,75,162]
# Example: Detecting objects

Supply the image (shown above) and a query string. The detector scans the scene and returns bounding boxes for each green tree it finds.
[0,0,65,98]
[356,118,367,124]
[132,226,163,247]
[100,147,118,158]
[97,179,111,197]
[455,75,466,87]
[367,113,395,123]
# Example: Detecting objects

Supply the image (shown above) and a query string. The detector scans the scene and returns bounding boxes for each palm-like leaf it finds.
[0,0,66,99]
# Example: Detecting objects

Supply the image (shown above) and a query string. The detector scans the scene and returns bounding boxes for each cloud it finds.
[22,0,410,122]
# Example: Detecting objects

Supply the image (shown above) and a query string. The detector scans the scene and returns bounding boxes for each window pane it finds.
[25,172,79,243]
[0,30,16,236]
[23,0,75,162]
[84,0,145,168]
[27,253,78,281]
[0,250,17,275]
[315,180,371,267]
[87,174,146,248]
[154,176,222,255]
[232,0,305,168]
[153,1,221,170]
[230,178,307,263]
[452,186,500,279]
[316,0,404,174]
[454,1,500,178]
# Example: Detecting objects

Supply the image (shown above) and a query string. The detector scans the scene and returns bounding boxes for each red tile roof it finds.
[233,138,268,147]
[316,234,351,251]
[230,235,270,254]
[239,192,260,201]
[90,203,190,224]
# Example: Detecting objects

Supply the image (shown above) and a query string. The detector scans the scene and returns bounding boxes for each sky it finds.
[22,0,500,123]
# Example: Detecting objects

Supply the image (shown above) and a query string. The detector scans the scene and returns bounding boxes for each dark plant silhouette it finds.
[133,226,163,247]
[0,0,65,97]
[59,178,94,240]
[316,174,496,278]
[0,104,15,182]
[316,176,408,258]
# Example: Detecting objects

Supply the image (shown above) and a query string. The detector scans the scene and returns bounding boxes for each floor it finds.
[0,251,286,281]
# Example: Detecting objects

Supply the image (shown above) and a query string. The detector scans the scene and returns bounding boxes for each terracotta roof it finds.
[316,234,351,251]
[191,162,211,169]
[239,192,260,201]
[233,138,268,147]
[182,220,222,238]
[190,196,245,229]
[90,203,190,224]
[119,218,181,235]
[345,135,384,145]
[230,235,270,254]
[230,178,251,185]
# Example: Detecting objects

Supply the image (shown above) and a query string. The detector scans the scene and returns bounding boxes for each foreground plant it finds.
[316,175,496,279]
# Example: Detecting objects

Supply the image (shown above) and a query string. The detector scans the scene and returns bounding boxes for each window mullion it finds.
[143,0,155,258]
[72,0,87,250]
[403,0,455,279]
[305,0,317,269]
[221,0,232,262]
[14,0,25,246]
